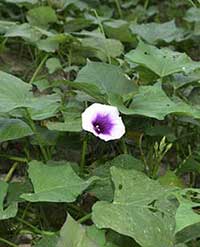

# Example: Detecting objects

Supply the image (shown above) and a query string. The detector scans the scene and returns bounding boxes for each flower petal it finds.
[82,103,125,141]
[98,117,125,141]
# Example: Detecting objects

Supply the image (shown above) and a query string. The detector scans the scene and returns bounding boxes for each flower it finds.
[81,103,125,141]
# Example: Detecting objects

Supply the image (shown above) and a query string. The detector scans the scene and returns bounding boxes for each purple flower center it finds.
[92,114,114,135]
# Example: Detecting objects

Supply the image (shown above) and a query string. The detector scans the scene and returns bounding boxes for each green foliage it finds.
[1,0,200,246]
[0,118,33,141]
[130,20,184,44]
[89,154,144,201]
[5,23,42,42]
[57,215,98,247]
[46,58,62,74]
[0,70,32,112]
[81,36,124,62]
[47,111,82,132]
[35,235,59,247]
[126,40,200,77]
[159,170,184,188]
[184,8,200,22]
[92,167,175,247]
[109,83,200,120]
[175,190,200,233]
[0,181,18,220]
[76,61,137,96]
[21,160,97,202]
[57,214,119,247]
[104,19,135,42]
[27,6,58,28]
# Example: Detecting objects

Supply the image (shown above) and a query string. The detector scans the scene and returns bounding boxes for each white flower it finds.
[82,103,125,141]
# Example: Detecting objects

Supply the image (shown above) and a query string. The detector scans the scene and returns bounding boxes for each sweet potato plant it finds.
[0,0,200,246]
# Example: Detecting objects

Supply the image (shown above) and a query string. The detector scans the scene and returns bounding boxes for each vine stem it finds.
[187,0,197,7]
[25,109,49,162]
[80,137,87,175]
[16,217,55,236]
[4,162,18,182]
[29,54,49,84]
[0,154,27,163]
[92,9,112,64]
[121,138,128,154]
[0,37,8,51]
[77,213,92,224]
[144,0,149,9]
[114,0,123,18]
[0,237,18,247]
[139,134,148,172]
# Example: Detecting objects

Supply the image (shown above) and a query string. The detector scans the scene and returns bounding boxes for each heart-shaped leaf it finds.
[0,181,18,220]
[21,160,97,202]
[175,190,200,233]
[92,167,175,247]
[109,83,200,120]
[130,20,184,44]
[0,118,33,142]
[0,70,32,113]
[75,61,137,96]
[126,40,200,77]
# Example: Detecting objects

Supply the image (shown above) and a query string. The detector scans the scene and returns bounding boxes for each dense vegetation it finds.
[0,0,200,246]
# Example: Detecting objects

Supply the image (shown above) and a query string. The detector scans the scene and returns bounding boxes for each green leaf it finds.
[4,93,60,120]
[175,190,200,233]
[125,40,200,77]
[81,37,124,62]
[37,34,73,52]
[27,6,58,28]
[46,58,62,74]
[159,171,184,188]
[0,20,17,34]
[8,93,61,121]
[145,125,176,141]
[33,79,51,91]
[177,156,200,175]
[62,0,87,10]
[194,21,200,36]
[175,222,200,244]
[21,160,97,202]
[0,118,33,142]
[175,244,187,247]
[87,226,119,247]
[89,154,144,201]
[64,18,93,32]
[75,61,137,96]
[30,127,59,146]
[28,94,61,120]
[108,83,200,120]
[57,215,116,247]
[0,70,32,113]
[47,111,82,132]
[7,180,33,204]
[184,7,200,22]
[106,230,138,247]
[57,215,98,247]
[35,235,59,247]
[63,80,106,102]
[5,23,42,43]
[130,20,184,44]
[0,181,18,220]
[188,87,200,105]
[104,19,135,43]
[5,0,38,4]
[92,167,175,247]
[121,0,139,8]
[171,71,200,90]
